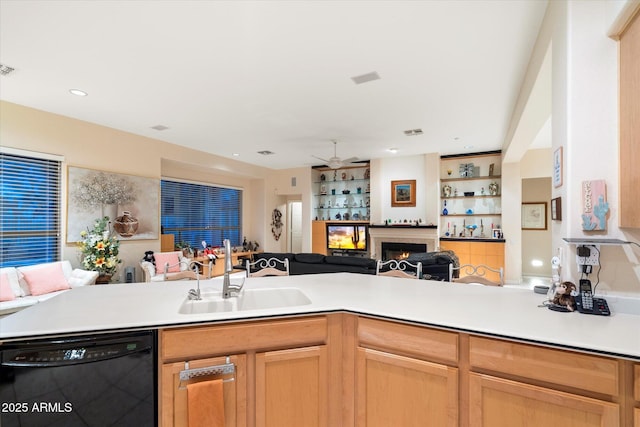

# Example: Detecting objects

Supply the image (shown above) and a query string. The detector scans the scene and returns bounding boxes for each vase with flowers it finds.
[78,216,121,284]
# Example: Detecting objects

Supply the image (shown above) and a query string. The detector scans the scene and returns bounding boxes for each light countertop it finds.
[0,273,638,360]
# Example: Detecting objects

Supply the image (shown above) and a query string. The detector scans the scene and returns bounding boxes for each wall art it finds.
[67,166,159,242]
[521,202,547,230]
[391,180,416,207]
[581,180,609,231]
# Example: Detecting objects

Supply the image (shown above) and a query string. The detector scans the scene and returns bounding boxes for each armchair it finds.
[140,251,213,282]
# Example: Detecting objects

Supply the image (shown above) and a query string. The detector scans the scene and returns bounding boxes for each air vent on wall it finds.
[351,71,381,85]
[0,64,16,76]
[257,150,275,155]
[404,129,423,136]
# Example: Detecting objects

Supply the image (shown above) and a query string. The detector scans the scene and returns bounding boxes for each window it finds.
[0,151,62,267]
[161,179,242,249]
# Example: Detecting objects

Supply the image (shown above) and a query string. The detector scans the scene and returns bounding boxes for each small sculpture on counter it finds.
[552,281,578,311]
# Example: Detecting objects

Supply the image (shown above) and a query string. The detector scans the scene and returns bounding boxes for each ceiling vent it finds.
[0,64,15,76]
[151,125,169,131]
[351,71,381,85]
[404,128,423,136]
[257,150,275,155]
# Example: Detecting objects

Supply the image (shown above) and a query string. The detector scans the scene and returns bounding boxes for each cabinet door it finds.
[255,345,328,427]
[161,354,247,427]
[355,347,458,427]
[469,373,619,427]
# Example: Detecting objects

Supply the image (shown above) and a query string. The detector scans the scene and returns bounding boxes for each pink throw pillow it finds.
[154,252,181,274]
[20,263,71,296]
[0,273,16,301]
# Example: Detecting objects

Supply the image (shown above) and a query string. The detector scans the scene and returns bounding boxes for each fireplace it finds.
[368,225,438,260]
[381,242,427,261]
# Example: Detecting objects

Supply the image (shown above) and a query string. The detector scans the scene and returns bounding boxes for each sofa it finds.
[252,253,378,275]
[405,250,460,281]
[0,260,99,315]
[251,251,458,280]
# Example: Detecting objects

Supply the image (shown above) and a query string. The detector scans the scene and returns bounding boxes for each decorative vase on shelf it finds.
[442,200,448,215]
[113,211,139,237]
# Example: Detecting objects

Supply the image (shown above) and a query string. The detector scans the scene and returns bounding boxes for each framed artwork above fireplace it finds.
[391,179,416,207]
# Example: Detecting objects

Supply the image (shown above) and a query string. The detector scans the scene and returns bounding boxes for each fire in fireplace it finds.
[381,242,427,261]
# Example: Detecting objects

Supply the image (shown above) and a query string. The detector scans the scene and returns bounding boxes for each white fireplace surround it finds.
[368,226,438,260]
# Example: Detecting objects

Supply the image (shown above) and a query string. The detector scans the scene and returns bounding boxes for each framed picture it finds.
[553,147,563,188]
[391,179,416,207]
[551,197,562,221]
[521,202,547,230]
[67,166,160,242]
[492,228,502,239]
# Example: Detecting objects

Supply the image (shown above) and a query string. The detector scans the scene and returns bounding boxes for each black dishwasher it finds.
[0,330,157,427]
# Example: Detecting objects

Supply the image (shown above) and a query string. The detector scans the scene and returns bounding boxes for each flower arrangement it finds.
[78,216,121,277]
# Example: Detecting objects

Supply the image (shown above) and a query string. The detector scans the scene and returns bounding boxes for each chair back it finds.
[246,257,290,277]
[376,259,423,279]
[448,263,504,286]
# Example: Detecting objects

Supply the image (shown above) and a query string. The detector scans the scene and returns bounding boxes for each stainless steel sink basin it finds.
[178,287,312,314]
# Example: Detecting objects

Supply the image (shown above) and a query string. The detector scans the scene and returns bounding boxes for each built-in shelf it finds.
[563,238,631,245]
[441,175,501,183]
[440,214,501,217]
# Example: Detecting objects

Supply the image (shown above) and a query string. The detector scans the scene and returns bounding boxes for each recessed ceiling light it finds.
[454,137,460,141]
[403,129,423,136]
[232,153,240,157]
[69,89,88,97]
[257,150,275,155]
[151,125,169,131]
[387,148,398,154]
[463,145,474,149]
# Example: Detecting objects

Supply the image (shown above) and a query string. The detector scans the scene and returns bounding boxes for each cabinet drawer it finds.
[469,336,619,396]
[161,316,327,362]
[357,317,458,364]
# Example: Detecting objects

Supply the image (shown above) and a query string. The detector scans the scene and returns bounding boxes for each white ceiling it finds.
[0,1,548,170]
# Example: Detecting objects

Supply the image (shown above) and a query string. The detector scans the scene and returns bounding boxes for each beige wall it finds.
[0,101,272,282]
[521,177,552,277]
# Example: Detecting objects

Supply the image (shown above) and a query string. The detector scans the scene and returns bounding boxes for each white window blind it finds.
[0,152,62,267]
[161,180,242,248]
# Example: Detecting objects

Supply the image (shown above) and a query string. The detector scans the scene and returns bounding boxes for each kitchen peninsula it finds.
[1,273,638,426]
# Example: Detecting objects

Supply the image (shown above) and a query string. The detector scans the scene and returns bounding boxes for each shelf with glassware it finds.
[440,151,502,239]
[313,163,370,221]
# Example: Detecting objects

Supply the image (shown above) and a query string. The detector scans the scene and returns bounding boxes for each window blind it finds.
[0,152,61,267]
[161,180,242,249]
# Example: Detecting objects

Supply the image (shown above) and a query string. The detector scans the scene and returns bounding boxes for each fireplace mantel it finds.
[368,225,438,259]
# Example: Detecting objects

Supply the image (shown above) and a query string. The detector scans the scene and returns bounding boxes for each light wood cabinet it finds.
[159,314,637,427]
[160,354,247,427]
[256,346,328,427]
[440,240,505,281]
[469,373,620,427]
[356,347,458,427]
[312,221,328,255]
[354,317,459,427]
[160,316,334,427]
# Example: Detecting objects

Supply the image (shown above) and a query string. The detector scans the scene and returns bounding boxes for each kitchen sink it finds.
[178,287,312,314]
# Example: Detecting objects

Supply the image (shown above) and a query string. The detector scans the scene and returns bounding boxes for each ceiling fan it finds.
[312,140,359,169]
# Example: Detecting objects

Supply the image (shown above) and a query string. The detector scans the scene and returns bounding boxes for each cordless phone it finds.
[575,279,610,316]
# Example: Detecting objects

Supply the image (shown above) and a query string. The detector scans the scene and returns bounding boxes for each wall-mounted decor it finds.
[521,202,547,230]
[581,180,609,231]
[553,147,563,188]
[271,208,283,241]
[391,180,416,207]
[551,197,562,221]
[67,166,159,242]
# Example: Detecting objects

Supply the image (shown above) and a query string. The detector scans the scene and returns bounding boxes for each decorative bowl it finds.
[464,192,475,197]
